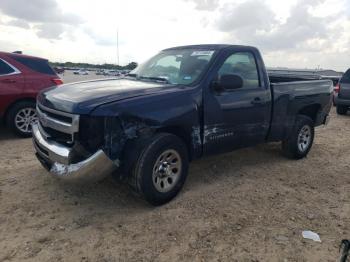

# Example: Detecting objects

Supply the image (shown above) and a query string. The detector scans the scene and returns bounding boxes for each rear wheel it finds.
[6,101,37,137]
[336,105,348,115]
[282,115,315,159]
[128,133,189,206]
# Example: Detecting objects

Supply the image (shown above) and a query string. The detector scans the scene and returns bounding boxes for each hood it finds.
[38,78,180,114]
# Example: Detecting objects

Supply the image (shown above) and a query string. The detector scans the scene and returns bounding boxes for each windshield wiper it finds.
[139,76,170,84]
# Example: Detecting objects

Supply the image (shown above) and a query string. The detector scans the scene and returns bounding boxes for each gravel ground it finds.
[0,75,349,261]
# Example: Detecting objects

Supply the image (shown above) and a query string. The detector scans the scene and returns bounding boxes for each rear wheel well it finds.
[3,98,36,124]
[156,126,192,160]
[297,104,320,122]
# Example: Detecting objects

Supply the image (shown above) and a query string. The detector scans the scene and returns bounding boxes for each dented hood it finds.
[38,78,178,114]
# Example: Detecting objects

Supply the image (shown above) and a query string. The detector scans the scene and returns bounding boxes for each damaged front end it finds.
[32,124,116,183]
[32,103,153,183]
[33,105,118,182]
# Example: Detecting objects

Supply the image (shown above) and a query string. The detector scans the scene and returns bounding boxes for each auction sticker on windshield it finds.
[191,51,214,56]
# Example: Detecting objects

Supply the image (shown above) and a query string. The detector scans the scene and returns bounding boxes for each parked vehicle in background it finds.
[103,70,111,76]
[102,70,110,76]
[335,69,350,115]
[73,69,89,75]
[96,70,104,75]
[106,70,121,77]
[54,67,65,74]
[0,51,63,137]
[32,44,332,205]
[121,70,131,75]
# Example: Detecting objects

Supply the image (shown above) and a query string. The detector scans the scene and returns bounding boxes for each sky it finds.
[0,0,349,71]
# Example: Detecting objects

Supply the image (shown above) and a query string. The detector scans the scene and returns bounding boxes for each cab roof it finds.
[163,44,257,51]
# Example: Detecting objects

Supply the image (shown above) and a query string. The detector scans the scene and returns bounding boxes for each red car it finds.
[0,51,63,137]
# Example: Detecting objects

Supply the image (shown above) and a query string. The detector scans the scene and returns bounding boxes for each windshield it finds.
[130,49,215,85]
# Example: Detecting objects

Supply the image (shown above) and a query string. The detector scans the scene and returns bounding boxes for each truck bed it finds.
[268,71,322,83]
[268,79,333,142]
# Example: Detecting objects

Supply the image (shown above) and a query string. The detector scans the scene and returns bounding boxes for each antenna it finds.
[117,28,119,66]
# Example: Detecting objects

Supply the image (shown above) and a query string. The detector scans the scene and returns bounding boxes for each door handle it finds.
[1,79,16,84]
[251,97,263,105]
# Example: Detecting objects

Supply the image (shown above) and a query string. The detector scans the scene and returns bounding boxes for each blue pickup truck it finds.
[32,45,333,205]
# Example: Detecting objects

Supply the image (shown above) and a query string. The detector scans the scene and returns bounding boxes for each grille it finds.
[36,103,79,144]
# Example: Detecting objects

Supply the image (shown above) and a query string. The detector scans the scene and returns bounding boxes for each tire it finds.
[337,105,348,115]
[282,115,315,159]
[127,133,189,206]
[6,101,37,137]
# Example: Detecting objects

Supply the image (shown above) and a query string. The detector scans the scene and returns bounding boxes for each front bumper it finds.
[32,123,116,182]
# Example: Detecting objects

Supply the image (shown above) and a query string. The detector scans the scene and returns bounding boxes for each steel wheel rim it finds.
[14,108,37,133]
[152,149,182,193]
[298,125,311,152]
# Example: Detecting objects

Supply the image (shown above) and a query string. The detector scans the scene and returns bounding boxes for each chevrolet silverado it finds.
[32,45,333,205]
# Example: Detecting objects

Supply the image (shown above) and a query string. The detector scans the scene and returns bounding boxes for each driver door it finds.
[203,50,271,155]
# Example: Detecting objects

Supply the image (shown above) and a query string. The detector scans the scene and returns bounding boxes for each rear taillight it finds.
[334,83,340,93]
[51,78,63,85]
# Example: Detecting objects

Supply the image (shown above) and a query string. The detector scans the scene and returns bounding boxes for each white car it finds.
[105,70,121,77]
[73,69,89,75]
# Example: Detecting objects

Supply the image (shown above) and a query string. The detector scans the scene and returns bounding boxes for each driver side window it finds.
[218,52,260,89]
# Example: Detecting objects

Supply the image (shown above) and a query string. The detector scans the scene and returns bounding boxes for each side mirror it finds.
[212,74,243,92]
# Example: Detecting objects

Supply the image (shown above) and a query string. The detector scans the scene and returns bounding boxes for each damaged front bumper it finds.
[32,123,117,182]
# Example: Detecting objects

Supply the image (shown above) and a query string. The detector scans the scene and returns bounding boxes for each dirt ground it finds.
[0,103,349,261]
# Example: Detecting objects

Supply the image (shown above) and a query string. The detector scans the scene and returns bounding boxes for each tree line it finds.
[50,61,138,70]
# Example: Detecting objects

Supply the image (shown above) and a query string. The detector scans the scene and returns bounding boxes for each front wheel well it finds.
[156,126,192,160]
[297,104,321,122]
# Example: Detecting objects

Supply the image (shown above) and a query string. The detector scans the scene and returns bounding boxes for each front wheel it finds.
[128,133,189,206]
[282,115,315,159]
[6,101,37,137]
